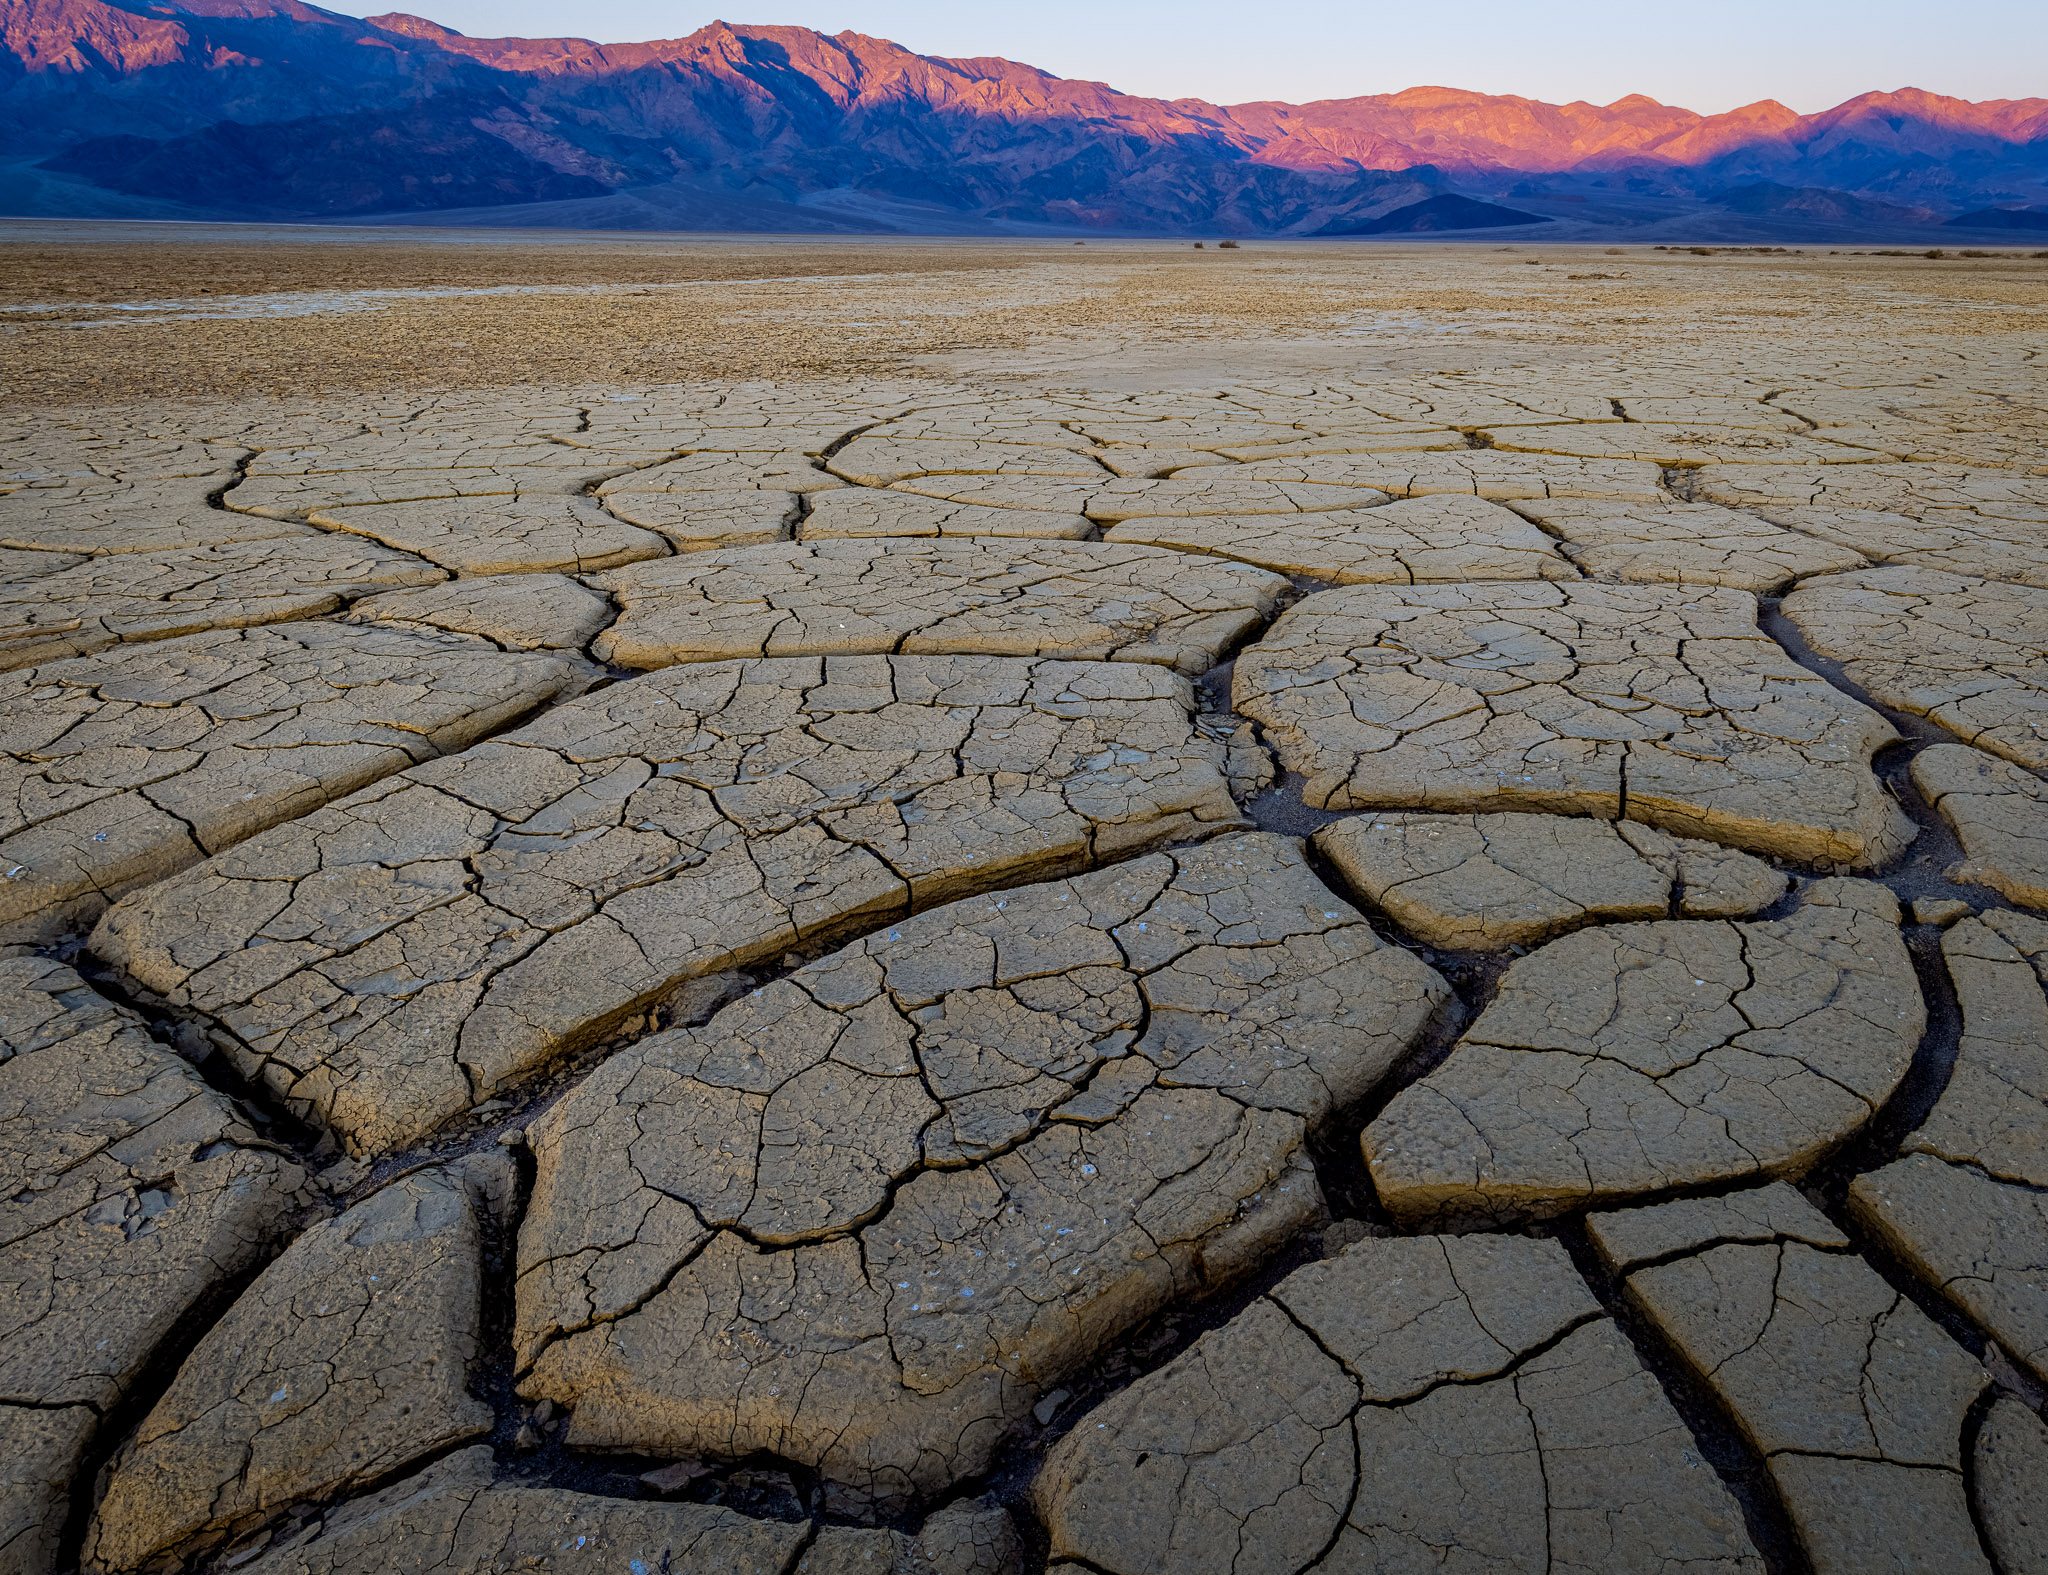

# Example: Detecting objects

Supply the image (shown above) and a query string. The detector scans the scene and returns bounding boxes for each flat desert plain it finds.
[3,226,2048,1575]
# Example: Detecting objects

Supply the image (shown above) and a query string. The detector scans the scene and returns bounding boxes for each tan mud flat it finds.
[516,834,1447,1510]
[92,653,1243,1155]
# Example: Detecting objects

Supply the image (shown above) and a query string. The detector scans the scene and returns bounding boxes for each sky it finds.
[394,0,2047,115]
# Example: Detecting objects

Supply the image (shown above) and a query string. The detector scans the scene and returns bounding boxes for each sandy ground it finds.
[2,221,2044,406]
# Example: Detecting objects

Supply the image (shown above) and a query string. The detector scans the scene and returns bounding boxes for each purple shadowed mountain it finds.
[5,0,2046,235]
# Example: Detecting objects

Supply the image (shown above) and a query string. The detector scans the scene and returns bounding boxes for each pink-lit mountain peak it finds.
[6,0,2046,232]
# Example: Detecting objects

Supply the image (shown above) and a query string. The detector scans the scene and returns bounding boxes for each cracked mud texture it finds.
[91,653,1243,1156]
[517,833,1446,1510]
[0,956,307,1571]
[1231,449,1671,503]
[86,1163,502,1572]
[801,489,1092,542]
[231,1445,1022,1575]
[344,574,615,654]
[0,623,586,946]
[1234,579,1915,868]
[0,535,447,672]
[0,442,307,558]
[1363,879,1922,1224]
[1610,1187,1994,1575]
[886,470,1388,522]
[1848,907,2048,1386]
[588,490,803,553]
[1314,809,1787,949]
[1909,743,2048,911]
[588,539,1287,675]
[1783,565,2048,771]
[1101,493,1580,584]
[1482,420,1887,468]
[9,241,2048,1575]
[1695,463,2048,523]
[1514,499,1869,591]
[824,437,1117,488]
[1033,1232,1761,1575]
[1973,1397,2048,1575]
[1586,1179,1851,1271]
[1758,505,2048,588]
[305,496,669,577]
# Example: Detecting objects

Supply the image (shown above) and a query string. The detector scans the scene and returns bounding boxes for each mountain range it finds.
[4,0,2046,238]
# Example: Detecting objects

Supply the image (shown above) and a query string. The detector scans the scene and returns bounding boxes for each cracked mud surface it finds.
[516,835,1444,1511]
[1603,1186,1995,1574]
[2,237,2046,1575]
[0,957,308,1575]
[0,538,446,672]
[589,540,1286,675]
[1784,565,2048,773]
[1,624,586,947]
[1363,880,1925,1224]
[1103,493,1579,584]
[85,1162,505,1572]
[1034,1232,1761,1574]
[1516,500,1870,591]
[1233,580,1914,867]
[1314,809,1787,949]
[92,653,1242,1157]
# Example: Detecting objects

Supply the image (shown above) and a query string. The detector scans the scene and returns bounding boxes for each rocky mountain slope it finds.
[4,0,2046,233]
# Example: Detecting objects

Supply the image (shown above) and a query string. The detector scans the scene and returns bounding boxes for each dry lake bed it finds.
[3,223,2048,1575]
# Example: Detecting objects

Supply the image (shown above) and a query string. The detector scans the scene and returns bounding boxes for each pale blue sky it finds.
[391,0,2045,114]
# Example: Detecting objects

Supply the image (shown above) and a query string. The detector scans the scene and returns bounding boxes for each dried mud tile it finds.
[85,1165,502,1572]
[1782,566,2048,771]
[1695,464,2048,525]
[347,574,614,653]
[1909,743,2048,911]
[596,451,845,498]
[230,1448,808,1575]
[0,624,586,946]
[309,496,668,576]
[1232,450,1670,502]
[888,473,1387,521]
[1905,910,2048,1187]
[824,437,1111,487]
[1035,1235,1759,1575]
[0,549,85,581]
[588,539,1286,676]
[1620,1218,1991,1575]
[597,490,801,551]
[0,957,306,1570]
[1973,1398,2048,1575]
[0,536,446,673]
[1517,499,1869,591]
[0,955,308,1414]
[91,654,1244,1156]
[1486,422,1891,467]
[514,834,1446,1508]
[1314,810,1784,949]
[1364,879,1922,1224]
[806,1501,1025,1573]
[0,1405,95,1575]
[1104,494,1578,584]
[1841,906,2048,1386]
[801,490,1091,542]
[1234,580,1913,869]
[1848,1155,2048,1389]
[1587,1180,1847,1273]
[1759,505,2048,588]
